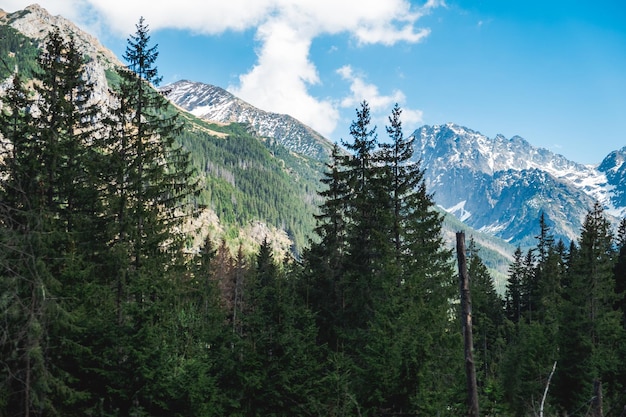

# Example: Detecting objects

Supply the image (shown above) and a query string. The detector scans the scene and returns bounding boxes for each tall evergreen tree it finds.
[614,218,626,327]
[79,18,199,415]
[468,238,505,392]
[520,248,537,322]
[501,216,569,416]
[302,143,351,349]
[340,100,388,331]
[505,246,524,323]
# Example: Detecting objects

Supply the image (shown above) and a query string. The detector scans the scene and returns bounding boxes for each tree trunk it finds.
[456,232,479,417]
[539,361,557,417]
[592,379,603,417]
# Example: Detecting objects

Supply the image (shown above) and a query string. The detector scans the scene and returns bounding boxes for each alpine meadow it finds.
[1,5,626,417]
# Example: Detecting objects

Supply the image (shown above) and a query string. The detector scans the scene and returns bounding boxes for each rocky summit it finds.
[162,80,333,160]
[411,123,624,247]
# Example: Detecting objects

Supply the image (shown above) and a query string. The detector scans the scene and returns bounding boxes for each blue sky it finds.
[5,0,626,164]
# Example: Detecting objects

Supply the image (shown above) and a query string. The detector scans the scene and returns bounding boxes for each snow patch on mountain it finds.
[413,123,625,246]
[162,80,333,160]
[415,123,617,211]
[443,200,472,222]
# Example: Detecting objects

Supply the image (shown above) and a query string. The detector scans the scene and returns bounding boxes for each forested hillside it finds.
[175,115,322,252]
[1,12,626,417]
[0,25,39,79]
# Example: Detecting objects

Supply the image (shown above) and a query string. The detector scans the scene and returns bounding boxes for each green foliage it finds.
[501,205,626,415]
[0,25,39,79]
[176,122,320,252]
[303,102,463,415]
[0,28,102,416]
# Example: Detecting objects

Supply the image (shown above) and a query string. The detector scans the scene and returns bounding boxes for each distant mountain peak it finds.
[162,80,333,160]
[412,124,624,246]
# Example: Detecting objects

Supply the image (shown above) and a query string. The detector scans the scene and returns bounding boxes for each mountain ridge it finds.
[412,123,625,247]
[162,79,334,160]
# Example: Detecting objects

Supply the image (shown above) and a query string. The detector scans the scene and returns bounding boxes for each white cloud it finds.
[338,65,423,133]
[3,0,85,22]
[228,17,339,136]
[4,0,437,137]
[400,108,424,132]
[338,65,404,112]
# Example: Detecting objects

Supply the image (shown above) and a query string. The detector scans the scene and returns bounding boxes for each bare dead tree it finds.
[456,232,479,417]
[539,361,557,417]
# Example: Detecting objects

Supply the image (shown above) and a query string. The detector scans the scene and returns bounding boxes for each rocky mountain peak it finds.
[1,4,123,105]
[412,124,624,246]
[162,80,333,160]
[1,3,121,67]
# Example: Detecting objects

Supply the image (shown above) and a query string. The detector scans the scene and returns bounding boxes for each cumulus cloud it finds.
[3,0,85,22]
[338,65,423,133]
[338,65,404,111]
[228,17,340,136]
[4,0,436,137]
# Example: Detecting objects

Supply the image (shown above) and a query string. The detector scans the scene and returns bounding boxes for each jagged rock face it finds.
[412,123,621,246]
[162,80,333,160]
[1,4,120,66]
[0,4,121,106]
[598,147,626,209]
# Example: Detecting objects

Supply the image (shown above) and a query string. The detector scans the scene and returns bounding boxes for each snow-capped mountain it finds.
[412,123,624,246]
[162,80,333,160]
[598,146,626,209]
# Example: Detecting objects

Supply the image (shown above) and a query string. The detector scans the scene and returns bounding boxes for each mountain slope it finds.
[163,80,333,160]
[412,123,622,247]
[598,146,626,209]
[0,4,326,255]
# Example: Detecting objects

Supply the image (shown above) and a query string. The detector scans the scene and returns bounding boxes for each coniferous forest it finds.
[2,20,626,417]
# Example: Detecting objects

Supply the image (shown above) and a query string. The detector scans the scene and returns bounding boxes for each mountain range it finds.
[163,78,626,249]
[412,124,626,247]
[162,80,333,161]
[2,4,625,279]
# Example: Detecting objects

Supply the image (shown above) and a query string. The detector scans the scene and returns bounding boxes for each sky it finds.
[4,0,626,164]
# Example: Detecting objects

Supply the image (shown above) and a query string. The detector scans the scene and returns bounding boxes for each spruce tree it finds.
[86,17,199,415]
[614,218,626,326]
[555,203,623,413]
[505,246,524,323]
[301,143,350,349]
[468,238,505,386]
[340,100,386,331]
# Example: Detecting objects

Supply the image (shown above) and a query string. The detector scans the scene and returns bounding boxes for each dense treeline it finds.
[494,209,626,416]
[2,19,626,417]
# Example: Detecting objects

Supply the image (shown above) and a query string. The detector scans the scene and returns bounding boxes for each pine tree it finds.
[379,103,412,260]
[554,241,595,412]
[301,143,350,349]
[340,100,387,331]
[614,218,626,326]
[520,248,537,322]
[501,217,565,416]
[505,247,524,323]
[84,18,199,415]
[468,238,505,393]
